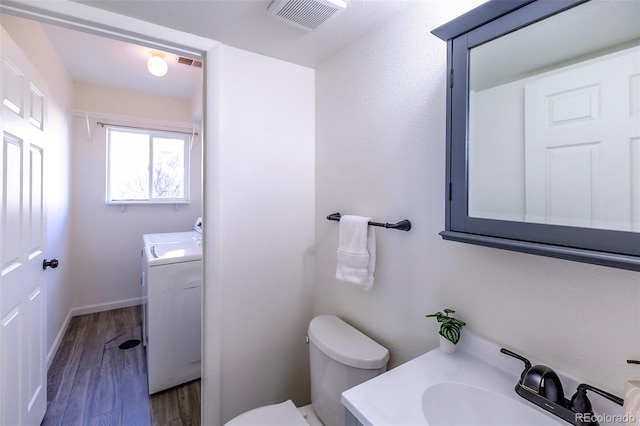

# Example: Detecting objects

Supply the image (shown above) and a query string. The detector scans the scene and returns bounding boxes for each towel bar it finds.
[326,212,411,232]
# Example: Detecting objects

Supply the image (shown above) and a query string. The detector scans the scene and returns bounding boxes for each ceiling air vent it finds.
[176,56,203,68]
[267,0,347,31]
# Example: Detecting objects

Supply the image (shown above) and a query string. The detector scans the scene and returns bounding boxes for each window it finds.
[106,127,190,204]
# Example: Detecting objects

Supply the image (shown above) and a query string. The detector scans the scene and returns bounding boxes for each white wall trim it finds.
[0,0,218,57]
[46,309,73,370]
[69,297,144,317]
[46,297,144,369]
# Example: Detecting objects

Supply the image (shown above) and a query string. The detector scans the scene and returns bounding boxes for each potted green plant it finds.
[426,308,466,353]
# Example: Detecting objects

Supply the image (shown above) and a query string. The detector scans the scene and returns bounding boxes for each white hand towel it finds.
[336,215,376,290]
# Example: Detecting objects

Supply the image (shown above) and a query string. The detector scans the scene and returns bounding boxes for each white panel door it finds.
[525,46,640,231]
[0,28,48,426]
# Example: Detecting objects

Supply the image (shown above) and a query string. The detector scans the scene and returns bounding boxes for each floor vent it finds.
[177,56,203,68]
[119,339,141,350]
[267,0,346,31]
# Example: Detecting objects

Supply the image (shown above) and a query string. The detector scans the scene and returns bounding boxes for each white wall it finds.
[0,14,74,363]
[315,0,639,397]
[469,81,524,221]
[206,45,315,424]
[202,42,223,426]
[69,82,202,310]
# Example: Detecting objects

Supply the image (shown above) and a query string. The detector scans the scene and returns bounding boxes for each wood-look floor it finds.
[42,306,201,426]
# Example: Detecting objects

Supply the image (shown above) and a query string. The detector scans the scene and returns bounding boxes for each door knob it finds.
[43,258,59,270]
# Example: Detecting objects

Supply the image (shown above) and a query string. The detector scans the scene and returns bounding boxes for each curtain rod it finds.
[70,110,199,133]
[97,121,198,136]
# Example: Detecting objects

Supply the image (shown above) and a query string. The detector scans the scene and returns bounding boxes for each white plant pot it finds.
[439,334,456,354]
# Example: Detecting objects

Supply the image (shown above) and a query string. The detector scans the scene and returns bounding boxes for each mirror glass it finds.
[468,0,640,232]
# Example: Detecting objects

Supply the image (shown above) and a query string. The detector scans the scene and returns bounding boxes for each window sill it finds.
[106,200,190,205]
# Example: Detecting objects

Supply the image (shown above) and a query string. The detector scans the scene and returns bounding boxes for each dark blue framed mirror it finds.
[433,0,640,271]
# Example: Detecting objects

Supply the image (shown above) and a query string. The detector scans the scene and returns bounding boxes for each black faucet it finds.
[500,348,623,426]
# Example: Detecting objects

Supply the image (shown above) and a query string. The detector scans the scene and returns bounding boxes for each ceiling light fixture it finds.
[147,55,168,77]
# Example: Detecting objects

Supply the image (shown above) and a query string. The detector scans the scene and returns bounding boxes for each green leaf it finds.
[440,323,461,344]
[443,308,456,314]
[450,318,466,327]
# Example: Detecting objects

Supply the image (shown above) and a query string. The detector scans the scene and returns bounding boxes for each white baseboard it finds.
[69,297,143,317]
[46,297,144,369]
[47,310,73,370]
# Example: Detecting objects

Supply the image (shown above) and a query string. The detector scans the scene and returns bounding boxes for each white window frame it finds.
[105,126,191,204]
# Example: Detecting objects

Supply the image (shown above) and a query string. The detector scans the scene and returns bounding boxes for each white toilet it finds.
[225,315,389,426]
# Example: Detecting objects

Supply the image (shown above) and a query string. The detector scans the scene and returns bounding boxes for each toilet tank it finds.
[307,315,389,426]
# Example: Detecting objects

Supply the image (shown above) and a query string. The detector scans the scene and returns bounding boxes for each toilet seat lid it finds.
[224,400,309,426]
[308,315,389,369]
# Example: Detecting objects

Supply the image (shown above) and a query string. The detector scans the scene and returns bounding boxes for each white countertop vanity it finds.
[342,332,625,426]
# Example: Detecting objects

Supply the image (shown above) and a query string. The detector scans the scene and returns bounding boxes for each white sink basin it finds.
[341,331,624,426]
[422,382,560,426]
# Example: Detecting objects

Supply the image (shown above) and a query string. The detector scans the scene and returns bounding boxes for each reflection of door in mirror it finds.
[467,0,640,234]
[525,47,640,232]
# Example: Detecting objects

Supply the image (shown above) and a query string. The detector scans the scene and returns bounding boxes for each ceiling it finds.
[41,22,204,100]
[470,0,640,91]
[37,0,421,100]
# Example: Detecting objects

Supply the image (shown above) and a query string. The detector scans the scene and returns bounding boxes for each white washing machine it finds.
[142,219,202,394]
